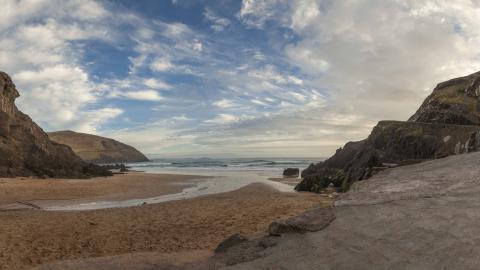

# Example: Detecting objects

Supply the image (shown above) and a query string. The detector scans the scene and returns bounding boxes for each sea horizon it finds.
[128,156,325,174]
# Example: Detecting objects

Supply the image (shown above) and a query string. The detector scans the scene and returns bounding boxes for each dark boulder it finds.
[269,207,335,236]
[283,168,299,177]
[101,163,130,172]
[215,233,248,253]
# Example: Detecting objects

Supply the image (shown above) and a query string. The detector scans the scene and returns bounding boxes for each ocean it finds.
[127,157,322,174]
[125,157,324,201]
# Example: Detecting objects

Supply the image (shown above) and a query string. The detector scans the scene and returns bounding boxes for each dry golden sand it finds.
[0,173,332,270]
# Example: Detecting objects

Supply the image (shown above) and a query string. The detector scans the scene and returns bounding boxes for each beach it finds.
[0,172,331,270]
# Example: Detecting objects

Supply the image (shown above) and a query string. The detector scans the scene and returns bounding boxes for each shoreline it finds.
[0,171,299,211]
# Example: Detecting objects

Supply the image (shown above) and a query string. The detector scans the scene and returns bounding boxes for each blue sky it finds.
[2,0,480,157]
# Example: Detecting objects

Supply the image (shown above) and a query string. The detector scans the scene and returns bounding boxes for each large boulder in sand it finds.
[0,71,110,178]
[48,131,149,164]
[282,168,299,177]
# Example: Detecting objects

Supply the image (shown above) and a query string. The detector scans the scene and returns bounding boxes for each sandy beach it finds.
[0,172,332,270]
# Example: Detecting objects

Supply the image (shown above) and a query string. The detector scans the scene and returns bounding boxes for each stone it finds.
[285,207,335,233]
[282,168,299,177]
[215,234,249,253]
[101,163,130,172]
[268,221,293,236]
[268,208,335,236]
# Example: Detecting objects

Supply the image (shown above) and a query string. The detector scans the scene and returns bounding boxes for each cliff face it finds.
[48,131,149,164]
[298,71,480,192]
[0,72,110,178]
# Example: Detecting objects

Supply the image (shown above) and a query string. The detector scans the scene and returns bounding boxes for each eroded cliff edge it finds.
[298,71,480,192]
[0,71,110,178]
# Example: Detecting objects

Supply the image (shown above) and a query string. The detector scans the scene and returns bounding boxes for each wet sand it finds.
[0,172,203,206]
[0,173,332,270]
[268,177,302,186]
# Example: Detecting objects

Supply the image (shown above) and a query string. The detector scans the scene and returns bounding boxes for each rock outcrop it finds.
[48,131,149,164]
[298,71,480,192]
[0,72,110,178]
[409,71,480,125]
[282,168,299,177]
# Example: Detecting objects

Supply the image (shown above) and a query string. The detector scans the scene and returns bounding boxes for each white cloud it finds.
[204,8,231,32]
[193,40,203,52]
[172,115,190,121]
[72,107,124,133]
[149,57,173,72]
[143,78,171,89]
[205,114,254,124]
[290,0,319,31]
[238,0,288,28]
[213,99,235,108]
[120,90,163,101]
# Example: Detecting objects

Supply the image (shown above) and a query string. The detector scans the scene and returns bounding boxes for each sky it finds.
[2,0,480,158]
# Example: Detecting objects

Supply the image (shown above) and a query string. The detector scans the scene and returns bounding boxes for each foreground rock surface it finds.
[0,72,109,178]
[48,130,149,163]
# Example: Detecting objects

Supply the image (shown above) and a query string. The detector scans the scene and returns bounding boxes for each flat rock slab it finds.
[223,152,480,269]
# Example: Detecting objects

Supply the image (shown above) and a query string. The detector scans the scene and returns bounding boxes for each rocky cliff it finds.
[298,71,480,192]
[48,131,149,164]
[0,72,110,178]
[409,71,480,125]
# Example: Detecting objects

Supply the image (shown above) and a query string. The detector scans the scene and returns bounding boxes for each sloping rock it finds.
[298,71,480,192]
[48,131,149,163]
[0,71,110,178]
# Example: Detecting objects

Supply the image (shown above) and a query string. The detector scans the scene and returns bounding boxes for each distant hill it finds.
[48,131,149,164]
